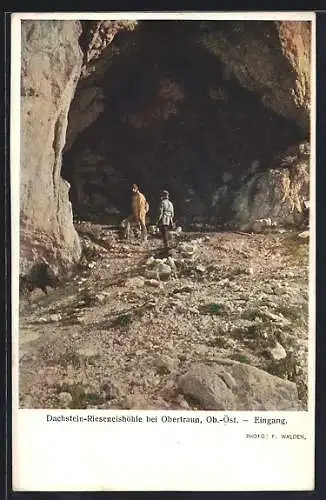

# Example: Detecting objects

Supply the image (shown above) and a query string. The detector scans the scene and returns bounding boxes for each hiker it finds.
[157,190,174,254]
[129,184,149,242]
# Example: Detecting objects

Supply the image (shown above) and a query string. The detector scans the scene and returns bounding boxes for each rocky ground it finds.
[19,223,310,411]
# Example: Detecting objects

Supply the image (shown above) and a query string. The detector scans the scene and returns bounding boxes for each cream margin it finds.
[11,11,316,492]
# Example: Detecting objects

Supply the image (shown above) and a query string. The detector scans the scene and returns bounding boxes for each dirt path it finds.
[19,227,309,410]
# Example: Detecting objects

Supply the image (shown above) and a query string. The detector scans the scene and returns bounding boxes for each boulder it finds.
[101,380,127,400]
[58,391,73,408]
[153,355,179,375]
[144,269,160,280]
[178,361,299,411]
[157,263,172,279]
[145,279,161,287]
[269,342,287,361]
[125,277,145,288]
[121,391,152,410]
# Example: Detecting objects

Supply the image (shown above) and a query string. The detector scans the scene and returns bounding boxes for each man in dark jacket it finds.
[157,190,174,254]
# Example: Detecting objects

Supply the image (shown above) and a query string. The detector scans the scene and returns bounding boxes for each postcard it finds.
[11,11,315,491]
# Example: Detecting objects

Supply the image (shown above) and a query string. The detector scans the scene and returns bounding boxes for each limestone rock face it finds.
[20,20,84,274]
[230,146,310,230]
[199,20,311,132]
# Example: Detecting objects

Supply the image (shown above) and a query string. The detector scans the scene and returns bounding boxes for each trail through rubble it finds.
[19,224,310,411]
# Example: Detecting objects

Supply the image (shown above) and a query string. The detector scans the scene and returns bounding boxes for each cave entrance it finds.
[61,20,306,228]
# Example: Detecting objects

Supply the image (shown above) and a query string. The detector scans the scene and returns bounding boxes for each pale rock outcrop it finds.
[20,20,84,274]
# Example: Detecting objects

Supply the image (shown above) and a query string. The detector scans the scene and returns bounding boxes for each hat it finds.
[161,190,169,197]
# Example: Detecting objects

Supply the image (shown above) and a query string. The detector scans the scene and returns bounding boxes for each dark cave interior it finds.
[62,20,306,225]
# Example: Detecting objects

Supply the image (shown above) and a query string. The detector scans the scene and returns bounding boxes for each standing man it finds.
[131,184,149,242]
[157,190,174,254]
